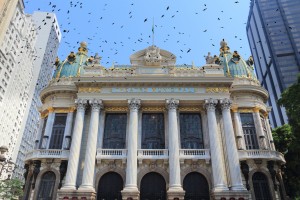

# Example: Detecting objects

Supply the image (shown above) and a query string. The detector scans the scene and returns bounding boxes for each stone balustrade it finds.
[238,150,285,163]
[25,149,70,161]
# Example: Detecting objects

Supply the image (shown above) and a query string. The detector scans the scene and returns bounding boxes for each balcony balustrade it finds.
[96,149,127,164]
[137,149,169,164]
[238,150,285,163]
[179,149,210,164]
[25,149,70,161]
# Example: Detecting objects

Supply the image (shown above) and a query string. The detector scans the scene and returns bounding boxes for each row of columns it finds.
[60,98,249,197]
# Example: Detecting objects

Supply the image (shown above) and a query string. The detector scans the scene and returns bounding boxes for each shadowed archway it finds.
[140,172,166,200]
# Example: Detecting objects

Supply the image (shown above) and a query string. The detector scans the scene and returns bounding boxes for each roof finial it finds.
[152,17,155,46]
[78,41,88,55]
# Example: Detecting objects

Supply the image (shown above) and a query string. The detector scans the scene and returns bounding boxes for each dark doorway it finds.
[140,172,166,200]
[97,172,123,200]
[252,172,272,200]
[183,172,209,200]
[37,171,56,200]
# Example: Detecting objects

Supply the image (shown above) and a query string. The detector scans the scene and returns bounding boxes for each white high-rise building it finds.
[13,12,61,180]
[0,0,37,180]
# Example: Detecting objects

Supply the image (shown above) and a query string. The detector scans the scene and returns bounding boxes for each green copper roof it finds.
[53,42,89,78]
[218,39,256,80]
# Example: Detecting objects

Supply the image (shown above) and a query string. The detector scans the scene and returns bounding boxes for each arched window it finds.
[49,114,67,149]
[37,171,56,200]
[97,172,123,200]
[183,172,209,200]
[140,172,166,200]
[252,172,272,200]
[240,113,259,149]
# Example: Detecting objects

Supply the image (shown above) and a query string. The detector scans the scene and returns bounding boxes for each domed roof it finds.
[207,39,257,80]
[53,42,91,78]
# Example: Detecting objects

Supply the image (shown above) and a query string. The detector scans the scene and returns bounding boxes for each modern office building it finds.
[13,11,61,180]
[246,0,300,127]
[23,41,286,200]
[0,0,36,180]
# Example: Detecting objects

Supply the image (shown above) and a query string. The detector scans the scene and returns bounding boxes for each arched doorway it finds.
[252,172,272,200]
[140,172,166,200]
[183,172,209,200]
[97,172,123,200]
[37,171,56,200]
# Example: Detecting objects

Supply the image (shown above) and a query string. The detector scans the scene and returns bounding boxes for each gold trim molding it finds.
[238,108,253,113]
[179,107,202,112]
[104,107,128,112]
[142,107,166,112]
[206,87,229,93]
[78,87,101,93]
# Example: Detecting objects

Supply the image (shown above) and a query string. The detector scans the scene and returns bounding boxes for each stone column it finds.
[43,108,55,149]
[61,99,87,191]
[166,99,185,200]
[253,107,268,149]
[79,99,103,192]
[122,98,140,200]
[204,99,228,191]
[220,99,246,191]
[35,117,45,149]
[231,107,246,150]
[62,108,75,150]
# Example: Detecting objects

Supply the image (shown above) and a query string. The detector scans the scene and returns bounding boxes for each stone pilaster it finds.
[204,98,228,192]
[62,108,75,150]
[42,110,55,149]
[60,99,87,191]
[121,98,140,200]
[79,99,103,192]
[231,107,246,150]
[220,99,246,191]
[253,107,268,149]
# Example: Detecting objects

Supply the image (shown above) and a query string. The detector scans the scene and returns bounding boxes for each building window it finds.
[49,114,67,149]
[103,113,127,149]
[142,113,165,149]
[240,113,259,149]
[252,172,272,200]
[179,113,204,149]
[37,171,56,200]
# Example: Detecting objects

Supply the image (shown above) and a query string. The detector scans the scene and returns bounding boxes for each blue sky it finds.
[25,0,252,67]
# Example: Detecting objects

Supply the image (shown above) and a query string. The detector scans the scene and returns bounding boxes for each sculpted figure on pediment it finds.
[144,45,162,64]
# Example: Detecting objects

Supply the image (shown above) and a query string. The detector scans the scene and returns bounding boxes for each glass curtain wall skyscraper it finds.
[246,0,300,127]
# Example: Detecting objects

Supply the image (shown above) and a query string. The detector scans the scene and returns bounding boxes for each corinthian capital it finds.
[204,98,218,111]
[75,99,87,111]
[128,98,141,111]
[89,99,103,112]
[166,98,179,111]
[220,98,232,110]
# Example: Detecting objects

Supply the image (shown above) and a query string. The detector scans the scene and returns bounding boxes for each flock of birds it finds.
[22,0,286,67]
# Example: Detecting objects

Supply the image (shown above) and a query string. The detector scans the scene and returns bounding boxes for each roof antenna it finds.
[152,17,155,46]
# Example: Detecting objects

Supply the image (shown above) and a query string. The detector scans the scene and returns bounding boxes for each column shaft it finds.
[205,99,228,191]
[220,99,246,191]
[166,99,182,189]
[44,111,55,149]
[80,100,102,191]
[253,108,268,149]
[232,110,246,150]
[62,111,74,149]
[62,99,87,190]
[124,99,140,190]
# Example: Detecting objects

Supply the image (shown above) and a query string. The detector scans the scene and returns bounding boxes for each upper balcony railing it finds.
[96,149,127,163]
[179,149,210,164]
[238,150,285,163]
[25,149,70,161]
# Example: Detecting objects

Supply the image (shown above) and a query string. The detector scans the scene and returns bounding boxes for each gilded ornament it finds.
[206,87,229,93]
[78,87,101,93]
[238,108,253,113]
[105,107,128,112]
[178,107,201,112]
[142,107,165,112]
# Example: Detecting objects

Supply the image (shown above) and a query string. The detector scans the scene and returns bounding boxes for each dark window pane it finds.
[180,113,204,149]
[142,113,165,149]
[37,172,56,200]
[49,114,67,149]
[240,113,259,149]
[103,113,127,149]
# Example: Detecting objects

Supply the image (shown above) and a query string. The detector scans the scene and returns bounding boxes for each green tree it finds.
[276,74,300,198]
[0,178,23,200]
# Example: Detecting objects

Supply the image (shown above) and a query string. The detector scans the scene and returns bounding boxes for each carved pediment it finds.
[130,45,176,66]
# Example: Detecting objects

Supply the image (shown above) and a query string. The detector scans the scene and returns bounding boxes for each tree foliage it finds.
[0,178,23,200]
[276,74,300,198]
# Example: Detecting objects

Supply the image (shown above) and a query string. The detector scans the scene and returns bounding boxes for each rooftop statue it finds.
[144,45,162,64]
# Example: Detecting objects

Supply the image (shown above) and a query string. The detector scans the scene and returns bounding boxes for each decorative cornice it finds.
[204,98,218,111]
[166,98,179,111]
[219,98,232,110]
[128,98,141,111]
[206,87,229,93]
